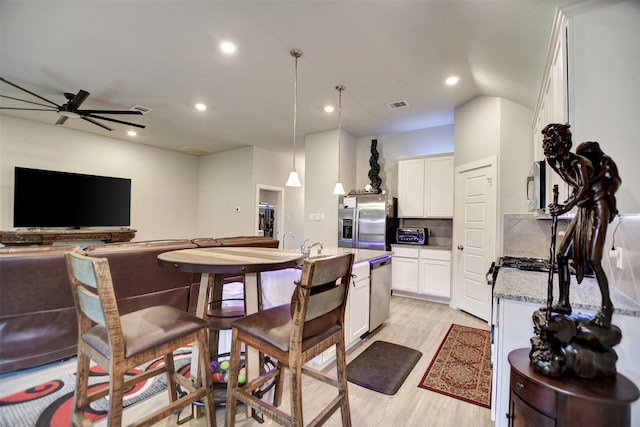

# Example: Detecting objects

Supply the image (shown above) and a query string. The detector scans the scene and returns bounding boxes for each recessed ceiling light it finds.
[220,41,237,54]
[195,103,207,111]
[445,76,460,86]
[127,130,137,136]
[324,105,335,113]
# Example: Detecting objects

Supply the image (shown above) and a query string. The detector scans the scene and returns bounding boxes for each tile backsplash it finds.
[503,213,640,305]
[400,218,453,248]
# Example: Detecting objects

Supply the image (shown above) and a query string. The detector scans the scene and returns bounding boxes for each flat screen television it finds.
[13,167,131,228]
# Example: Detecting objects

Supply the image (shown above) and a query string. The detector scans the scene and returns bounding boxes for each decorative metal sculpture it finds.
[530,123,622,378]
[368,139,382,193]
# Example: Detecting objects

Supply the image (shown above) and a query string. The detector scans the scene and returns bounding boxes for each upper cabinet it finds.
[398,154,454,218]
[533,10,570,206]
[534,2,640,214]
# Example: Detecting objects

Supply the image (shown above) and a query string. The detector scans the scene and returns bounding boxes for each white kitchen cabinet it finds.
[347,262,370,345]
[391,246,419,293]
[392,245,451,301]
[310,261,370,369]
[425,156,454,218]
[418,249,451,298]
[398,154,454,218]
[397,158,425,218]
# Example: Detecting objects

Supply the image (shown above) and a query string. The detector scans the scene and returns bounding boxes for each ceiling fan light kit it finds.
[0,77,146,132]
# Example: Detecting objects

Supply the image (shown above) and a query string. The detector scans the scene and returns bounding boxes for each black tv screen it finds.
[13,167,131,228]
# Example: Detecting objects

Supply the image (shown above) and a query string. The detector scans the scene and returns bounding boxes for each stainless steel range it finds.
[486,256,552,289]
[487,255,591,288]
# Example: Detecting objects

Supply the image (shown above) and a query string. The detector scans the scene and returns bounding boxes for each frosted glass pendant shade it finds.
[286,170,302,187]
[333,181,345,195]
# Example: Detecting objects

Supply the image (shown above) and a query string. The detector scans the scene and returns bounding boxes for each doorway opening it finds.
[255,185,284,242]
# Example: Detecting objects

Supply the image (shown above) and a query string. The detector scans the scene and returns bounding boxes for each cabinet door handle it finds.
[516,382,524,391]
[457,245,464,250]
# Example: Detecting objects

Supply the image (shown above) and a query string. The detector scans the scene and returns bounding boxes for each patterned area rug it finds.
[0,348,193,427]
[418,324,492,408]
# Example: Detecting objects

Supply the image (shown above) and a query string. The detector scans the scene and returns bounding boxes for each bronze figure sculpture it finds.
[530,123,622,378]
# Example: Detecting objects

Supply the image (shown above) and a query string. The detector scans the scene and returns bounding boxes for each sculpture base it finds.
[529,309,621,378]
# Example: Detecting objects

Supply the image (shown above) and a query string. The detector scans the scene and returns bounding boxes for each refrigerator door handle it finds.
[354,209,360,249]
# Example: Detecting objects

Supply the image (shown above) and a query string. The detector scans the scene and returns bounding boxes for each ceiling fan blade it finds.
[0,94,57,108]
[67,90,90,109]
[0,77,61,108]
[56,116,68,125]
[82,116,113,131]
[85,114,146,129]
[78,110,142,115]
[0,107,57,111]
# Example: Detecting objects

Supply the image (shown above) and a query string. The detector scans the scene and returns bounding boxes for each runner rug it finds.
[418,324,492,408]
[347,341,422,395]
[0,347,193,427]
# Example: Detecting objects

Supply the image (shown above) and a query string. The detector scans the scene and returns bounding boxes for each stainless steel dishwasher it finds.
[369,256,392,332]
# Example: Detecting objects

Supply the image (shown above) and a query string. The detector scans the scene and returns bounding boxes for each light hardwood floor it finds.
[1,296,494,427]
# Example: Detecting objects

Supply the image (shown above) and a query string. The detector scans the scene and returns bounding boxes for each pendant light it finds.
[333,85,346,195]
[285,48,303,187]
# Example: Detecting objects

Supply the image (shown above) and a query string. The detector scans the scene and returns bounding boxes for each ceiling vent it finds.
[179,146,211,156]
[386,100,409,110]
[130,105,152,115]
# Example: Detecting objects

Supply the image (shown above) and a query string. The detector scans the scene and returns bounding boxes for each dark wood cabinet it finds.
[0,229,136,245]
[508,348,639,427]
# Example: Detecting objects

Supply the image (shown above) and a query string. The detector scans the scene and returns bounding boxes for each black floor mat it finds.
[347,341,422,395]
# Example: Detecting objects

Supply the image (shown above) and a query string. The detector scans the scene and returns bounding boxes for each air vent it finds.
[386,100,409,110]
[130,105,152,114]
[179,146,211,156]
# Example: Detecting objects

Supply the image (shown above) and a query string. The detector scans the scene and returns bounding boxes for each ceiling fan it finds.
[0,77,146,131]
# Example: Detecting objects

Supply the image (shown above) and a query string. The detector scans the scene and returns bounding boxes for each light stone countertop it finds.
[304,247,391,265]
[391,243,452,251]
[494,268,640,318]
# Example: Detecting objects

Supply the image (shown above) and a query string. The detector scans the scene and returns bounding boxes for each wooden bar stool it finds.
[225,253,355,427]
[65,252,216,427]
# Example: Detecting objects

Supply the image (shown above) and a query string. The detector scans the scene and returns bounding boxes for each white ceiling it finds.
[0,0,577,156]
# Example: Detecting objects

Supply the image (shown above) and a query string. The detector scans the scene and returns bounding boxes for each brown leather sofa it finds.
[0,236,279,373]
[0,245,83,373]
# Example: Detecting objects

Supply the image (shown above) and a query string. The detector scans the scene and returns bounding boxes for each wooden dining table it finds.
[157,246,303,389]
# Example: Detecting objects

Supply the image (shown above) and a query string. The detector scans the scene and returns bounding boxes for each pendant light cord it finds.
[336,85,345,181]
[291,49,302,170]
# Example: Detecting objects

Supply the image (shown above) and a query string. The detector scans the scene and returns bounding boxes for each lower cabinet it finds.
[346,262,370,345]
[392,245,451,301]
[418,250,451,298]
[310,261,370,368]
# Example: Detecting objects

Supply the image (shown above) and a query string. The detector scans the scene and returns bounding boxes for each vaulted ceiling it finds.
[0,1,577,156]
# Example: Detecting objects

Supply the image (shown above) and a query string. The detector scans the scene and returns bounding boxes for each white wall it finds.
[499,98,535,215]
[196,146,254,237]
[453,96,502,167]
[355,125,454,196]
[570,0,640,214]
[0,115,199,241]
[454,96,534,256]
[303,129,355,248]
[253,145,305,248]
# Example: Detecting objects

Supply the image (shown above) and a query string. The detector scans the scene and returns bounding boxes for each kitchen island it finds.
[219,247,392,367]
[491,269,640,426]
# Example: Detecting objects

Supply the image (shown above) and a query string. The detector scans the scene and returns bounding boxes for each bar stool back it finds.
[225,253,354,427]
[65,251,216,426]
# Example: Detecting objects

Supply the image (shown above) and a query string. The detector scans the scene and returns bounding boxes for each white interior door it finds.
[452,158,497,322]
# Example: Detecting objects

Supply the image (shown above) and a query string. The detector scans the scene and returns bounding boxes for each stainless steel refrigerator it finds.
[338,194,397,251]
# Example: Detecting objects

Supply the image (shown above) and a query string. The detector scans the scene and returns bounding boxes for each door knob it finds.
[457,245,464,250]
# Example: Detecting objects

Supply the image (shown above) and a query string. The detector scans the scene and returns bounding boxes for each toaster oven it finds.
[395,227,427,245]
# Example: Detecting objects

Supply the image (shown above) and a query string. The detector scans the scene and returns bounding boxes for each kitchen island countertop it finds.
[309,247,391,264]
[494,268,640,317]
